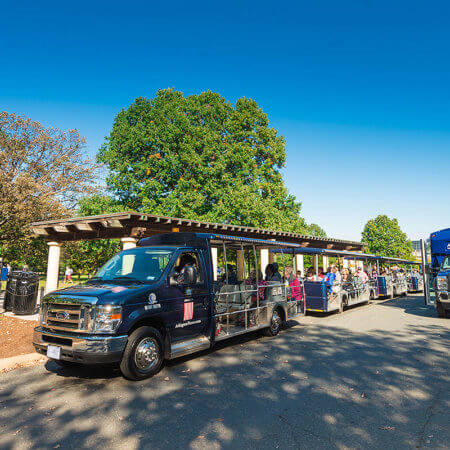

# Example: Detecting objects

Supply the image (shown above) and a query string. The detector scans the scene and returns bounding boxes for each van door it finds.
[167,249,211,341]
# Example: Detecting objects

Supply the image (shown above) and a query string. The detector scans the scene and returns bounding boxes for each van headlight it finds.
[436,276,448,291]
[93,305,122,333]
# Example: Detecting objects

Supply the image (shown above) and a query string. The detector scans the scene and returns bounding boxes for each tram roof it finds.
[30,212,364,251]
[271,247,378,259]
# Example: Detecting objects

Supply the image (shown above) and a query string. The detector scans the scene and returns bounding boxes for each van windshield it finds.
[442,256,450,270]
[93,248,174,283]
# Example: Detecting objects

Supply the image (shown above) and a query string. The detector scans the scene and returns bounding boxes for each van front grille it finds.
[43,302,92,333]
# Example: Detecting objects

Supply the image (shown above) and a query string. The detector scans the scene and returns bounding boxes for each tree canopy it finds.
[98,89,308,233]
[0,112,97,269]
[361,215,413,259]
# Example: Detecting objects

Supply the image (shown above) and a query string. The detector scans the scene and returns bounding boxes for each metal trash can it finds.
[4,271,20,312]
[10,272,40,315]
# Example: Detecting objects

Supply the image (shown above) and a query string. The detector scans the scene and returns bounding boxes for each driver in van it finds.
[176,254,198,284]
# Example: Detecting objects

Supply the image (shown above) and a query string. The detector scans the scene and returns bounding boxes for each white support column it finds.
[46,241,62,294]
[343,259,349,269]
[237,250,245,280]
[323,256,329,271]
[211,247,218,281]
[295,254,304,276]
[260,249,269,275]
[314,254,319,274]
[121,237,138,250]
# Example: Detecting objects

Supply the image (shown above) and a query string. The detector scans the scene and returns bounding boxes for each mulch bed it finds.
[0,315,39,359]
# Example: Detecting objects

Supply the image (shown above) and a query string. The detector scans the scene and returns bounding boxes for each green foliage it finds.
[98,89,307,233]
[361,215,413,259]
[62,195,124,275]
[307,223,327,238]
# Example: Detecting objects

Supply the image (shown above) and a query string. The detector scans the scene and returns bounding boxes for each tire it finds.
[120,326,164,381]
[264,307,283,336]
[436,301,446,318]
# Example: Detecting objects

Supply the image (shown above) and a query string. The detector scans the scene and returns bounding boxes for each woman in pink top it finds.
[284,266,302,301]
[356,268,369,283]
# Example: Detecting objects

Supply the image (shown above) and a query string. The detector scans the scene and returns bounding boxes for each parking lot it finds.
[0,294,448,449]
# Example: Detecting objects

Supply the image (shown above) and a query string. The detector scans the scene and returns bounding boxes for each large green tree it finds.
[98,89,308,233]
[361,215,413,259]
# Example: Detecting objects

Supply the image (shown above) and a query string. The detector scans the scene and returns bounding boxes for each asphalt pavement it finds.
[0,294,449,449]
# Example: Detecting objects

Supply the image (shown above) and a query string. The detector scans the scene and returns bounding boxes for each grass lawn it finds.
[1,274,91,293]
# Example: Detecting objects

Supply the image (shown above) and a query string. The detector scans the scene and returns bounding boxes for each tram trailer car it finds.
[33,233,305,380]
[430,228,450,318]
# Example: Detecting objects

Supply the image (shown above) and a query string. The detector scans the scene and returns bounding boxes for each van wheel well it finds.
[279,306,286,322]
[129,318,166,338]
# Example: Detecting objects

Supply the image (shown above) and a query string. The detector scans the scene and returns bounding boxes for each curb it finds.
[0,352,47,373]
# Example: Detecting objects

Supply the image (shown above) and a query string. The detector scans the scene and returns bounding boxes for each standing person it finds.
[64,266,73,284]
[68,267,74,284]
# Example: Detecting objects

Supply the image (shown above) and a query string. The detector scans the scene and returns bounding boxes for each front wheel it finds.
[264,308,283,336]
[120,326,164,380]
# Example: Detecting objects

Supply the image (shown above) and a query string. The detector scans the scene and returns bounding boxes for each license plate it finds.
[47,345,61,360]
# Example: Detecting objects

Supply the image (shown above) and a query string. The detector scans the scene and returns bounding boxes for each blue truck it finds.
[430,228,450,318]
[33,233,305,380]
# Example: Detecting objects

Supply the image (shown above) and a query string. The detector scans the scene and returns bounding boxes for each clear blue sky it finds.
[2,1,449,241]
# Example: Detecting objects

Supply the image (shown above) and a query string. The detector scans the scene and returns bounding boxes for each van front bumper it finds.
[33,327,128,364]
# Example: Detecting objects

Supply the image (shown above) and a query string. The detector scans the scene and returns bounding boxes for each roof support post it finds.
[121,237,138,250]
[46,241,62,294]
[237,249,245,281]
[260,249,269,276]
[211,247,218,281]
[296,254,304,277]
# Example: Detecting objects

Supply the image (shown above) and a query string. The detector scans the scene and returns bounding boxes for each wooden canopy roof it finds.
[30,212,365,251]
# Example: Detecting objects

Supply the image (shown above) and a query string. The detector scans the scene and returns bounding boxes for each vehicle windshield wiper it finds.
[111,276,143,283]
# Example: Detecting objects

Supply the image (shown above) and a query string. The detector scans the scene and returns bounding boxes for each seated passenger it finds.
[355,268,368,284]
[296,269,303,281]
[329,266,341,301]
[306,267,317,281]
[221,264,238,285]
[284,266,302,301]
[265,263,281,283]
[271,262,282,283]
[342,268,353,282]
[324,267,335,295]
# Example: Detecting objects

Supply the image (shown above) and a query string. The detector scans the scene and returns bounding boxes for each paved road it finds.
[0,295,449,449]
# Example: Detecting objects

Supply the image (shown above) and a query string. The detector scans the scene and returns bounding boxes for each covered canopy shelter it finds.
[30,212,365,293]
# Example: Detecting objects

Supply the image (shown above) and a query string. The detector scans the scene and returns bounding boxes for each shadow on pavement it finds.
[0,297,449,449]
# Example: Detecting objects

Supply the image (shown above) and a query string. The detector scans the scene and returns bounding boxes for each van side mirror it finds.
[169,266,196,286]
[182,266,196,284]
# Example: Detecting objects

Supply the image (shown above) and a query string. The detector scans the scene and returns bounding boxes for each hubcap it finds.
[271,310,281,331]
[134,337,159,371]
